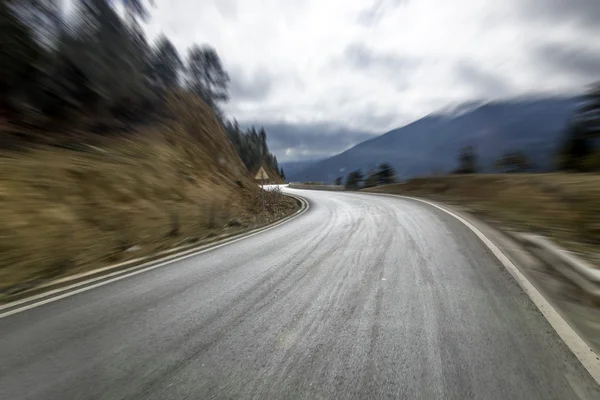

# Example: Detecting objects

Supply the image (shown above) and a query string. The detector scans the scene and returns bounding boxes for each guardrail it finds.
[505,231,600,298]
[288,183,345,191]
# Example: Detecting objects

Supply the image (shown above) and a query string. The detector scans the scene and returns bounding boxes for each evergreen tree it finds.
[345,170,364,190]
[186,44,230,113]
[363,170,379,188]
[557,84,600,172]
[0,0,282,170]
[454,146,478,174]
[0,0,45,117]
[223,122,281,175]
[581,84,600,139]
[557,121,594,171]
[377,163,396,184]
[150,35,183,89]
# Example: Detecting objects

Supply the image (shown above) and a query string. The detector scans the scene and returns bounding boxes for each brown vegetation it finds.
[0,94,297,295]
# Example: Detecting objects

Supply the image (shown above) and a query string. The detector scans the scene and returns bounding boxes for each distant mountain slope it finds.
[279,160,322,180]
[289,97,579,183]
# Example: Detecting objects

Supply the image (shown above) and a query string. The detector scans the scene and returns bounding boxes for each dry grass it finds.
[0,93,297,295]
[363,174,600,265]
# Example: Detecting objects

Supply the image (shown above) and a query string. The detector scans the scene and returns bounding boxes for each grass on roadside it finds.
[0,93,297,296]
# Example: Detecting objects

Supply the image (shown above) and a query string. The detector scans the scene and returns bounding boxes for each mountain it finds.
[289,96,580,183]
[279,160,323,179]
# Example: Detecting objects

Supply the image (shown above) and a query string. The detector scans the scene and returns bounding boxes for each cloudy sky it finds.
[143,0,600,162]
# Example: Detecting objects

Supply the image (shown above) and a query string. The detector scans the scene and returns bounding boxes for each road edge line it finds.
[364,192,600,385]
[0,193,310,319]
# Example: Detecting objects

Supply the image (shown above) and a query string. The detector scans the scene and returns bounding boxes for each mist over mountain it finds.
[279,160,323,179]
[289,96,580,183]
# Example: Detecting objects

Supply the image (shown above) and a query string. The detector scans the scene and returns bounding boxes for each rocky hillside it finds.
[0,93,297,296]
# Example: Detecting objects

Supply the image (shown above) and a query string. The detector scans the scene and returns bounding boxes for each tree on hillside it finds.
[0,0,45,117]
[259,127,268,157]
[364,169,379,188]
[362,162,396,188]
[1,0,261,156]
[454,146,478,174]
[279,167,286,180]
[223,121,281,175]
[186,44,230,113]
[494,151,532,173]
[335,176,343,186]
[345,170,364,190]
[557,84,600,172]
[36,0,153,122]
[150,35,183,89]
[78,0,157,120]
[121,0,151,22]
[1,0,158,130]
[11,0,65,46]
[557,122,595,171]
[581,84,600,139]
[377,162,396,185]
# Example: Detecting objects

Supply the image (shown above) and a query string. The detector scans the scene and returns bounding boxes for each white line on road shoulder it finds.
[368,193,600,386]
[0,194,309,319]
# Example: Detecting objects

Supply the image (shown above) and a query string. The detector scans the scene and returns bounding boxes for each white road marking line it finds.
[370,193,600,386]
[0,195,309,319]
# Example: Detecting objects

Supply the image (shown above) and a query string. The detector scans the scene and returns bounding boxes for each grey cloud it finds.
[356,112,397,129]
[344,43,416,79]
[519,0,600,30]
[455,62,512,96]
[345,43,407,70]
[214,0,238,19]
[342,43,416,91]
[242,121,377,162]
[229,67,273,101]
[351,104,409,130]
[357,0,408,26]
[534,43,600,83]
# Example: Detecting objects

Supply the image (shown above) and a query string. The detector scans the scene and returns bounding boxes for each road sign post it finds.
[254,167,269,211]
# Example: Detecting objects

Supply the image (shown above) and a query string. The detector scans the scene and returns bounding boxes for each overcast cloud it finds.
[143,0,600,161]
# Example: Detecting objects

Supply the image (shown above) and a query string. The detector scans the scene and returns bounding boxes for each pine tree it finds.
[345,170,364,190]
[0,1,45,117]
[455,146,478,174]
[557,122,594,171]
[150,35,183,89]
[364,170,378,188]
[557,84,600,172]
[186,44,229,113]
[377,163,396,184]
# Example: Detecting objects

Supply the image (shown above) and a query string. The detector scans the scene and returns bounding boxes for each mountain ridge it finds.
[289,96,580,183]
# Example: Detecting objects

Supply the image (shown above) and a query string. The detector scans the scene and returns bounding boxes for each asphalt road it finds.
[1,188,599,400]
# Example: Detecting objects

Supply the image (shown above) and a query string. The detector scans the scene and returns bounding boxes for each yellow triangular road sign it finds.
[254,167,269,180]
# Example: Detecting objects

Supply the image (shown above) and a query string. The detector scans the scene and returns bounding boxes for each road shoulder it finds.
[0,193,309,317]
[360,192,600,386]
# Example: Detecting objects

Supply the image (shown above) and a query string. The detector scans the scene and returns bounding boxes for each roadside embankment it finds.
[0,93,297,297]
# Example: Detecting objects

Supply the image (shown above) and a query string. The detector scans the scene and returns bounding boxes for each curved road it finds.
[1,188,598,399]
